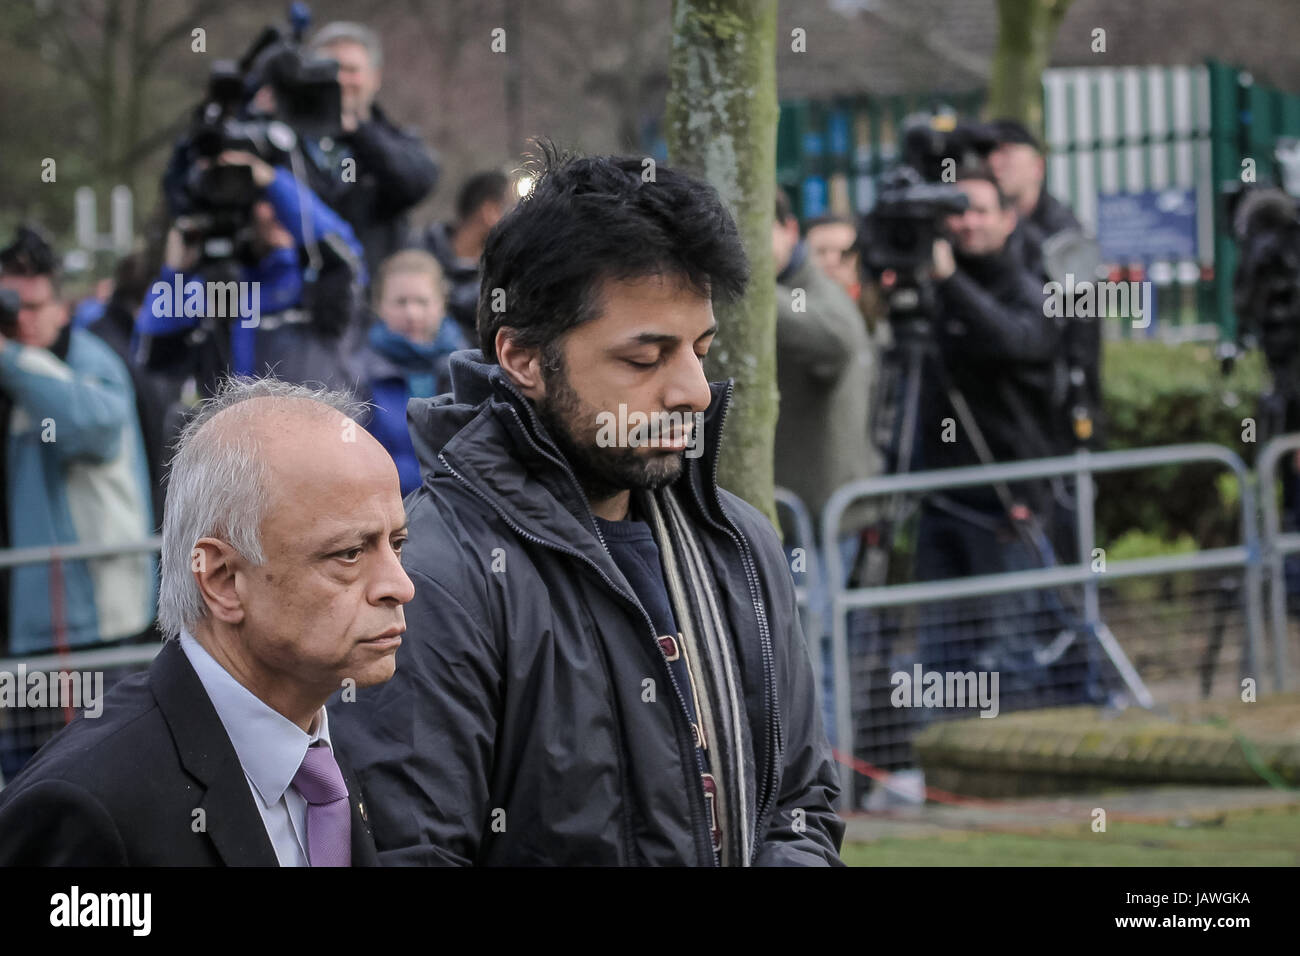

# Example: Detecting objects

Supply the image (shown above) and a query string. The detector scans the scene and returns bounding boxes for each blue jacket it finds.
[358,319,466,497]
[0,329,156,654]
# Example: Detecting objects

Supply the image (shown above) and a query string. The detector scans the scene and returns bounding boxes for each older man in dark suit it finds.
[0,376,414,866]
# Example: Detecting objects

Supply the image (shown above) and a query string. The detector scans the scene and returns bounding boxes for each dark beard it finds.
[533,352,685,507]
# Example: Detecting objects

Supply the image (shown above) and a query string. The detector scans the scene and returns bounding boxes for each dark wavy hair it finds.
[477,143,750,362]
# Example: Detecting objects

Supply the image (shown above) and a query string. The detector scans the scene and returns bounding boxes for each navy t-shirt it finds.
[594,513,722,857]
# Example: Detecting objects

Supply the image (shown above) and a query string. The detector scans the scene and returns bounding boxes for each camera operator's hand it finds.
[339,77,374,134]
[218,151,276,189]
[340,101,372,135]
[163,224,201,272]
[932,238,957,281]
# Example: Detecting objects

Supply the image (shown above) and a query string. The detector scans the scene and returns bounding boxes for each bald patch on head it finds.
[199,395,347,446]
[194,395,394,521]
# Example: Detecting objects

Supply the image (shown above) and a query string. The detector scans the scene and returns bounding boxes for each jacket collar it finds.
[406,349,735,558]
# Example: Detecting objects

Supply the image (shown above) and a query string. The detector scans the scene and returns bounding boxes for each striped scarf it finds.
[639,487,756,866]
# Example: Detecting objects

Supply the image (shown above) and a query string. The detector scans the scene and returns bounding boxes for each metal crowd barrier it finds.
[774,487,822,641]
[1256,435,1300,695]
[0,538,162,789]
[820,444,1266,807]
[7,440,1300,801]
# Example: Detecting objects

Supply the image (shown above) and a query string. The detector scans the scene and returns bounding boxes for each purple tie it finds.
[291,744,352,867]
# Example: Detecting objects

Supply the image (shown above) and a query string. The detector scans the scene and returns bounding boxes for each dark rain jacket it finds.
[330,350,845,866]
[919,231,1066,514]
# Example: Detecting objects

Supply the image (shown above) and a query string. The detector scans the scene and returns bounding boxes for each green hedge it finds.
[1096,340,1267,550]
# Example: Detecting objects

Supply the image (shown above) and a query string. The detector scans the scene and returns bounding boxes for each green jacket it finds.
[775,250,881,538]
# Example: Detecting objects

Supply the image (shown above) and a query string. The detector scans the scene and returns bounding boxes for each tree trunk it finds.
[988,0,1074,137]
[665,0,779,524]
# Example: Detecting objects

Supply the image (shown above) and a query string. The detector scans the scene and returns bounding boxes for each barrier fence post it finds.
[1075,449,1101,630]
[1239,450,1267,689]
[820,494,855,809]
[1257,435,1300,692]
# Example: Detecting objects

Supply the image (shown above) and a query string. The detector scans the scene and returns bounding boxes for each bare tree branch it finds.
[45,15,101,92]
[139,0,228,65]
[116,105,193,168]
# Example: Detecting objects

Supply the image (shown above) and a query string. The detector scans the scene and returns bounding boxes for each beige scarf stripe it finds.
[642,489,753,866]
[663,491,752,864]
[643,492,733,861]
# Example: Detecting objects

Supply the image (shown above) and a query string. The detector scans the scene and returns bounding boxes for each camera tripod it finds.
[856,270,1119,705]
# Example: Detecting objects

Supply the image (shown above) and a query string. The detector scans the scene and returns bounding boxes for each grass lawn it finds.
[841,803,1300,866]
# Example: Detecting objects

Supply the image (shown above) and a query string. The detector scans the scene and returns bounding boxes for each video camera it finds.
[854,116,982,339]
[166,3,341,271]
[855,118,982,278]
[855,116,992,479]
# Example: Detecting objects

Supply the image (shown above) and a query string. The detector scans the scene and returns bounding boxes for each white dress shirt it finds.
[179,630,335,867]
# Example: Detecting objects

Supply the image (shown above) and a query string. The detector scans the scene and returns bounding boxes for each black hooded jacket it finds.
[918,231,1065,513]
[330,351,845,866]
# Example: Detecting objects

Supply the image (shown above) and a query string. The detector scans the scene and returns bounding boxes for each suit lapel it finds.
[336,742,380,867]
[150,640,280,866]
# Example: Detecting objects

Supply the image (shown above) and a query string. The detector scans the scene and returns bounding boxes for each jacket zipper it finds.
[528,376,783,860]
[685,381,783,862]
[438,440,718,866]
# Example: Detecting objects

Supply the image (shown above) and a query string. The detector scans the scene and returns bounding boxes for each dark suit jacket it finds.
[0,639,379,866]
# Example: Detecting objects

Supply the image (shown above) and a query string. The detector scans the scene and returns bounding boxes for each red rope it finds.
[832,748,1000,808]
[832,748,1185,823]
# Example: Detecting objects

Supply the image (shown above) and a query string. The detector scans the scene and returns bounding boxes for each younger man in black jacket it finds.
[332,149,845,866]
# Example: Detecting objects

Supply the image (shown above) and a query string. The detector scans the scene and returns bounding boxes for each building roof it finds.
[776,0,1300,98]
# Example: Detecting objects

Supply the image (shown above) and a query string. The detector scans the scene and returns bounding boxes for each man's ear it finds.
[192,538,247,625]
[495,328,547,400]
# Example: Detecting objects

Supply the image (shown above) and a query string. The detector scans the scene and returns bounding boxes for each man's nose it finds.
[373,543,416,606]
[663,347,713,414]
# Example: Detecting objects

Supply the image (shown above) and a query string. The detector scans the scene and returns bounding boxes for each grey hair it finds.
[308,21,383,71]
[156,376,369,638]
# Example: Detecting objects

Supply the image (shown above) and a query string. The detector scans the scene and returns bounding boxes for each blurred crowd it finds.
[0,17,1096,668]
[0,21,511,658]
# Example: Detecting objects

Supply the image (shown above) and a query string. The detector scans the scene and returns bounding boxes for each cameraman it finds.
[0,227,156,658]
[135,151,367,397]
[913,168,1072,708]
[981,118,1103,565]
[305,21,440,275]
